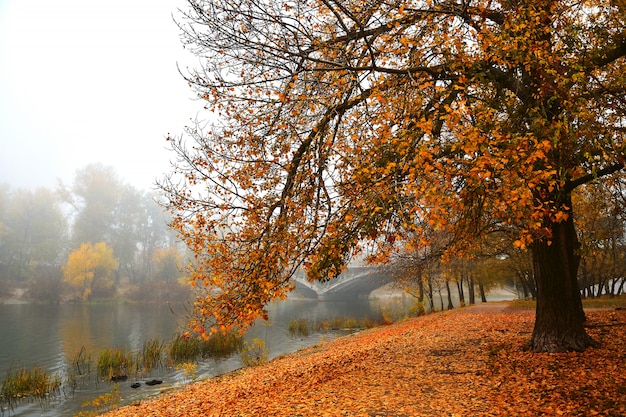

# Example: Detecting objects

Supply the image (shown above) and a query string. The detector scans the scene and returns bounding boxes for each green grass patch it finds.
[509,294,626,310]
[96,347,135,379]
[581,294,626,308]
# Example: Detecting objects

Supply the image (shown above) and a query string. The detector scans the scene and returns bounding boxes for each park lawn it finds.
[509,294,626,310]
[101,304,626,416]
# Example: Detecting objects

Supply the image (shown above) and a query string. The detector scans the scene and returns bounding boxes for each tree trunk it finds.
[529,213,597,352]
[445,279,454,310]
[427,275,434,310]
[438,287,444,311]
[468,275,475,305]
[416,268,424,302]
[517,275,529,298]
[478,282,487,303]
[457,279,465,306]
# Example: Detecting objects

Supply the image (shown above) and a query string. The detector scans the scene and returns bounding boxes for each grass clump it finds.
[288,318,311,337]
[315,316,378,331]
[169,331,244,363]
[140,338,165,371]
[287,316,380,338]
[96,347,134,379]
[203,331,244,358]
[240,338,269,367]
[0,364,61,406]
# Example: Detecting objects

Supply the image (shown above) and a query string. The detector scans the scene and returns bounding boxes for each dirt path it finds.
[458,301,514,314]
[99,304,626,417]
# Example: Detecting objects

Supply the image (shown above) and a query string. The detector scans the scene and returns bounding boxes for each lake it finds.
[0,288,516,416]
[0,297,390,416]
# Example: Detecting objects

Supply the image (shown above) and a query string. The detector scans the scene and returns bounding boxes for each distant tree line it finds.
[1,163,624,304]
[0,163,190,302]
[386,179,626,306]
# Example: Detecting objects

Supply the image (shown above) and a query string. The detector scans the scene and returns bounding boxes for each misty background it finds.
[0,0,204,190]
[0,0,212,303]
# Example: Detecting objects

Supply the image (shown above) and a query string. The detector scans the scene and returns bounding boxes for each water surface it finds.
[0,298,385,416]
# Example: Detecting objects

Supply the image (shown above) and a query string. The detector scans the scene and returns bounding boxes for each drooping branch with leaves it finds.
[160,0,625,351]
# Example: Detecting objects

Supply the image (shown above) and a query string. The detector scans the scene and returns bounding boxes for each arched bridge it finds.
[292,266,391,299]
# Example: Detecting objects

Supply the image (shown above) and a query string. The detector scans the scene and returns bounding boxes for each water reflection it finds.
[0,291,514,416]
[0,298,386,416]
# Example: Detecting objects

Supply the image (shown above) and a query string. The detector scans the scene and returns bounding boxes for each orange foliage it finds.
[159,0,626,341]
[102,306,626,416]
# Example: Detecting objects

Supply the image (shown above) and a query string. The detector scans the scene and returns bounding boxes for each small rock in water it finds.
[111,374,128,382]
[130,383,141,389]
[145,379,163,386]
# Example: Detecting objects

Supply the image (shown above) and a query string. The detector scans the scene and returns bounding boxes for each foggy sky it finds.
[0,0,206,191]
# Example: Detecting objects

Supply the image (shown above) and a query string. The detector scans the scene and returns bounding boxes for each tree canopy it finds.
[162,0,626,350]
[63,242,118,300]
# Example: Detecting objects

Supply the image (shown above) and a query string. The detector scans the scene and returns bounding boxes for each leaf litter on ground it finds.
[100,303,626,416]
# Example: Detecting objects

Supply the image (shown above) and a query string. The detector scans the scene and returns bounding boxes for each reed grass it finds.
[315,316,379,331]
[140,338,165,371]
[0,364,61,405]
[288,318,310,336]
[73,346,92,376]
[169,331,244,363]
[203,330,244,358]
[96,347,134,379]
[63,346,93,395]
[286,316,381,338]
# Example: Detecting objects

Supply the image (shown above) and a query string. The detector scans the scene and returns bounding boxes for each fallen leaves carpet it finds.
[101,305,626,416]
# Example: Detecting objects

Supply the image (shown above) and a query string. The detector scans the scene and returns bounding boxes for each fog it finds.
[0,0,205,190]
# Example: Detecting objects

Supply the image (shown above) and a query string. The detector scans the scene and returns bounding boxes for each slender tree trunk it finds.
[517,275,529,298]
[468,275,475,305]
[527,274,538,299]
[438,287,444,311]
[479,282,487,303]
[445,279,454,310]
[529,212,597,352]
[457,279,465,306]
[427,276,434,310]
[417,268,424,302]
[579,261,589,299]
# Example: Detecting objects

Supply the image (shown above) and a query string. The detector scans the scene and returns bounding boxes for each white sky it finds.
[0,0,206,191]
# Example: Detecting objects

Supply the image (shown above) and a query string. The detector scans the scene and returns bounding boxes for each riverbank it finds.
[101,303,626,416]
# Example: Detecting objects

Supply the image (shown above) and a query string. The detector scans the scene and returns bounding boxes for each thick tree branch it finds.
[566,162,626,193]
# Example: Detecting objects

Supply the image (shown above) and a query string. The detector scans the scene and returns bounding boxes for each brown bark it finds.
[445,279,454,310]
[478,282,487,303]
[468,275,476,305]
[529,211,598,352]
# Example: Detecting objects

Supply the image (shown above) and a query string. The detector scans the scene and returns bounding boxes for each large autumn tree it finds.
[161,0,625,351]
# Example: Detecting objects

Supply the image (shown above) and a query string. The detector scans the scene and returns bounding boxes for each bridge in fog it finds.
[291,266,391,299]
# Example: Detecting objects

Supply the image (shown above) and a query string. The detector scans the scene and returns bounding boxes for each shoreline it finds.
[100,303,626,416]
